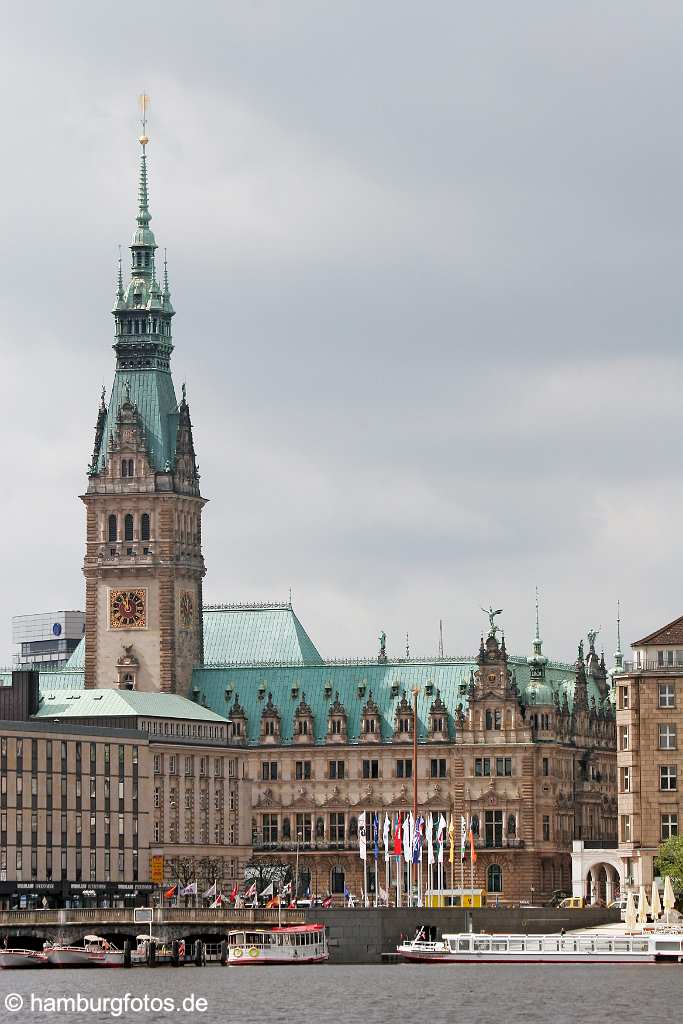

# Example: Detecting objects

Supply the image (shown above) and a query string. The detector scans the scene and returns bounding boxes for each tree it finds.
[243,856,291,893]
[654,835,683,896]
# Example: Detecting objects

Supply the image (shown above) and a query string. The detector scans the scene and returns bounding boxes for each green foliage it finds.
[655,835,683,895]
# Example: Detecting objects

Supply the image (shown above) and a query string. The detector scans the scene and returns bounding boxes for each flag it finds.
[288,900,297,909]
[402,813,412,863]
[181,881,197,896]
[164,882,177,899]
[228,884,238,902]
[210,893,224,908]
[373,813,379,862]
[322,895,333,908]
[203,880,217,900]
[359,811,367,862]
[468,824,477,864]
[427,813,434,866]
[243,881,257,899]
[460,815,468,861]
[393,813,403,856]
[266,896,280,908]
[379,885,388,904]
[260,881,275,899]
[383,813,391,863]
[281,880,292,897]
[412,815,424,864]
[448,815,455,865]
[437,814,446,865]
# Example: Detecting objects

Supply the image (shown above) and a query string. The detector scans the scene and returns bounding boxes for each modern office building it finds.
[12,611,84,669]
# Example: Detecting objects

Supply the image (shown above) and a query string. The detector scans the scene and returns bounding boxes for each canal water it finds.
[0,964,677,1022]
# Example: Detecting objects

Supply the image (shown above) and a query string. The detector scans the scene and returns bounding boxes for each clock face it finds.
[109,589,146,630]
[179,590,194,629]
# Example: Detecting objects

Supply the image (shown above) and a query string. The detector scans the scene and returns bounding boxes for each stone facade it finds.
[244,634,617,904]
[616,614,683,889]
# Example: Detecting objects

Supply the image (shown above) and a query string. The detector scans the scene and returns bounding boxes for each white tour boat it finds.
[45,934,124,967]
[227,924,328,965]
[397,929,683,964]
[0,948,48,969]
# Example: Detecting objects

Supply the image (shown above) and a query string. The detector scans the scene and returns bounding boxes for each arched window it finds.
[331,866,345,895]
[487,864,503,893]
[108,515,117,543]
[122,460,128,477]
[124,514,134,542]
[141,514,150,541]
[128,459,134,477]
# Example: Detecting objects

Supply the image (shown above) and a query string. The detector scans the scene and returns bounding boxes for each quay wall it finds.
[304,906,622,963]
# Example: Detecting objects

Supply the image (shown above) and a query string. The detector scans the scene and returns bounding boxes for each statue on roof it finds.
[378,630,387,663]
[587,627,600,651]
[481,606,503,637]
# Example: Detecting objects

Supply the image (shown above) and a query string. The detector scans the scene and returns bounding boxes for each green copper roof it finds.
[192,654,600,745]
[202,604,323,665]
[96,369,179,473]
[35,688,226,722]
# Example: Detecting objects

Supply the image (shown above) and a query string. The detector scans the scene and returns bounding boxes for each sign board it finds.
[150,856,165,885]
[134,907,153,925]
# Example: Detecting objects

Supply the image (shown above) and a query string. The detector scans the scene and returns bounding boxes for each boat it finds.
[0,948,48,969]
[44,935,124,967]
[226,924,328,965]
[396,928,683,964]
[132,935,177,965]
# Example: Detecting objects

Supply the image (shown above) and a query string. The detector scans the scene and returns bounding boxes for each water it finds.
[0,964,678,1023]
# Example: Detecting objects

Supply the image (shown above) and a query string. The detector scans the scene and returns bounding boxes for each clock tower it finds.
[81,120,206,695]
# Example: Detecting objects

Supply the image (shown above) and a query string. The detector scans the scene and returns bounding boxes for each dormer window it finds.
[298,720,309,736]
[265,720,275,736]
[364,718,376,734]
[332,719,342,734]
[293,693,314,744]
[398,717,410,734]
[122,459,134,478]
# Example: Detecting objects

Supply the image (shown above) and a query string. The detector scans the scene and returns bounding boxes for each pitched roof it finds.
[34,689,226,722]
[98,369,179,474]
[632,615,683,648]
[202,604,323,665]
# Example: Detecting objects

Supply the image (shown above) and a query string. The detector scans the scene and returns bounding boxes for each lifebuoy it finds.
[247,946,259,958]
[232,947,243,959]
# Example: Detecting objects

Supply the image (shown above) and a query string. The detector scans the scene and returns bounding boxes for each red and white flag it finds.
[228,884,238,902]
[243,881,257,899]
[210,893,224,908]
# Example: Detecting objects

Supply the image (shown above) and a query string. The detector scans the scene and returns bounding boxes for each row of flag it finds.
[358,810,477,865]
[162,877,334,909]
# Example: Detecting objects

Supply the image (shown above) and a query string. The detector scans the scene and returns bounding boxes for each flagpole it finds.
[412,687,419,908]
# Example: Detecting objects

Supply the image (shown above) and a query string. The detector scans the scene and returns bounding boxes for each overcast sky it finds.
[1,2,682,666]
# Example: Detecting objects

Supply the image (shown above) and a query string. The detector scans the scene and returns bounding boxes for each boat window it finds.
[542,939,559,952]
[508,939,525,952]
[458,939,471,951]
[474,939,490,952]
[491,940,507,952]
[578,939,594,953]
[595,940,612,953]
[560,939,576,952]
[632,941,648,953]
[525,939,541,952]
[613,940,629,952]
[449,940,458,951]
[655,941,680,951]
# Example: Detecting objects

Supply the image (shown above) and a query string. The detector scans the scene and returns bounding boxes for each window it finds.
[141,514,150,541]
[363,717,377,734]
[484,810,503,847]
[168,755,176,775]
[542,815,550,842]
[620,726,629,751]
[124,514,134,542]
[331,719,343,735]
[297,719,309,736]
[621,814,631,842]
[542,757,549,776]
[658,651,665,667]
[184,756,193,776]
[108,515,117,542]
[329,813,345,843]
[295,761,312,780]
[496,757,512,777]
[362,759,379,779]
[621,767,631,793]
[396,758,413,779]
[430,758,447,779]
[153,787,160,808]
[295,813,312,843]
[662,814,678,840]
[487,864,503,893]
[261,761,278,781]
[619,685,630,711]
[659,683,676,709]
[432,716,444,733]
[331,866,345,894]
[328,760,345,780]
[262,814,278,844]
[264,719,276,737]
[660,766,677,791]
[659,724,677,750]
[398,717,411,734]
[475,758,491,777]
[485,709,502,730]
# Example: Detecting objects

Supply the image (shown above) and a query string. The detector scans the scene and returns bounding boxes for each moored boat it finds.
[0,948,48,969]
[45,934,124,967]
[227,924,328,965]
[397,929,683,964]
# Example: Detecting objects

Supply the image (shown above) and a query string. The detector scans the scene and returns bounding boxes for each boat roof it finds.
[83,934,104,942]
[228,924,324,934]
